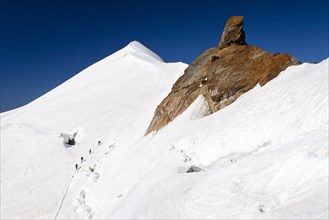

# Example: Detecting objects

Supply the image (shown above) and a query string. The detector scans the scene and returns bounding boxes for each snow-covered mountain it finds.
[1,41,328,219]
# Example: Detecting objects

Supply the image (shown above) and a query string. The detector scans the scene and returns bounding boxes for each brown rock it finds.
[145,17,300,135]
[218,16,247,49]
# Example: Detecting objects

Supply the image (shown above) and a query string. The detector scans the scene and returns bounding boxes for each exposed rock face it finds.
[218,16,247,49]
[145,16,300,135]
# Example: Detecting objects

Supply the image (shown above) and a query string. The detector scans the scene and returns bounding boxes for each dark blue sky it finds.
[1,0,328,112]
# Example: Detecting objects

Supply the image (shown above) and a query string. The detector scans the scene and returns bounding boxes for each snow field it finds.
[91,59,328,219]
[1,41,327,219]
[1,41,186,219]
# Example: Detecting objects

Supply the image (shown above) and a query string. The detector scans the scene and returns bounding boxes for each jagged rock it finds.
[218,16,247,49]
[145,16,300,135]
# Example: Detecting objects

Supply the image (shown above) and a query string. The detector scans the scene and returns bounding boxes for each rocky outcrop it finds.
[145,16,300,135]
[218,16,247,49]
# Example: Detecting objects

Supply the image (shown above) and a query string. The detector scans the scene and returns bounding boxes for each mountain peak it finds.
[125,41,164,62]
[127,40,147,49]
[105,41,164,64]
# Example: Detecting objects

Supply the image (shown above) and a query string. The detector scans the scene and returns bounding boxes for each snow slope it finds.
[1,41,328,219]
[0,41,186,219]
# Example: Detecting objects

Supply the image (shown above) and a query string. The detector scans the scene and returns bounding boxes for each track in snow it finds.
[53,174,75,219]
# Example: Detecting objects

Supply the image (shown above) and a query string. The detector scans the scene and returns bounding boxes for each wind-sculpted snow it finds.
[0,39,327,219]
[168,60,328,167]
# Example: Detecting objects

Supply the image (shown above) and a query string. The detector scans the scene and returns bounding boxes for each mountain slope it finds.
[87,58,328,219]
[1,42,328,219]
[0,41,186,219]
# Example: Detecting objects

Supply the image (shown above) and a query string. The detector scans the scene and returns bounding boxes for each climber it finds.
[98,141,101,146]
[81,156,84,163]
[75,164,78,170]
[89,149,92,154]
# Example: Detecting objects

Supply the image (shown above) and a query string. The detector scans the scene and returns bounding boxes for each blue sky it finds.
[1,0,328,112]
